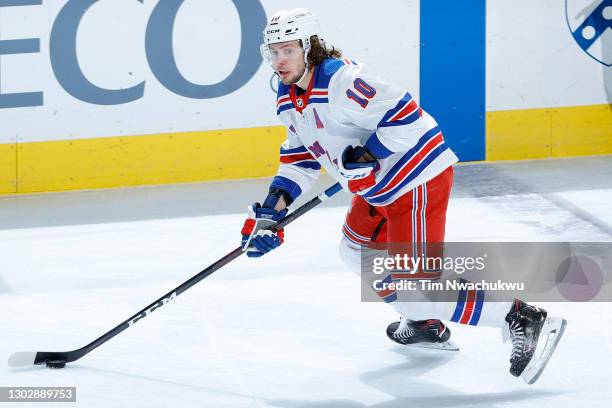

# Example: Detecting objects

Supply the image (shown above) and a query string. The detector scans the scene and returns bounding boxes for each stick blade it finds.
[8,352,37,367]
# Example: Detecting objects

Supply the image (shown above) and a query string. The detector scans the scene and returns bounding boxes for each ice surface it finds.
[1,160,612,407]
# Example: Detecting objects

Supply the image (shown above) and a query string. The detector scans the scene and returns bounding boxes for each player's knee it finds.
[338,237,362,276]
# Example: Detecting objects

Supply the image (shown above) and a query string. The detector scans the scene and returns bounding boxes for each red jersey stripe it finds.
[280,153,315,163]
[370,133,444,198]
[390,100,418,122]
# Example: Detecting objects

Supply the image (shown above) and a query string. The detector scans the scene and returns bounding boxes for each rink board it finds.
[487,104,612,161]
[0,0,610,194]
[0,143,17,194]
[14,127,285,194]
[2,103,608,194]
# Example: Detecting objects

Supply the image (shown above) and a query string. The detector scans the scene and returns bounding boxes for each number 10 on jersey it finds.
[346,78,376,108]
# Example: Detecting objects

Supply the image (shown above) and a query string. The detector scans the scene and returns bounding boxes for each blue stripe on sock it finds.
[469,290,485,326]
[451,287,467,323]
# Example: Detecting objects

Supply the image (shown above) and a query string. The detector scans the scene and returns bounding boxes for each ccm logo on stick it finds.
[128,292,177,326]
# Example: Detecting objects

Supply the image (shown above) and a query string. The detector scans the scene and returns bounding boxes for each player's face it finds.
[268,41,306,85]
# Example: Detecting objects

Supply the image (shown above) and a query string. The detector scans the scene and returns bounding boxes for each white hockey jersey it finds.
[270,58,458,206]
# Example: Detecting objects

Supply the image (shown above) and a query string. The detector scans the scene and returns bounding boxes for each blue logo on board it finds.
[565,0,612,66]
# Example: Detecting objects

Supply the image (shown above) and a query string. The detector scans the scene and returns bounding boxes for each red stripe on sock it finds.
[460,290,476,325]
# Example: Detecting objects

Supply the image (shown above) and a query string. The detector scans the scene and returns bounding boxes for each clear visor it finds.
[260,42,304,67]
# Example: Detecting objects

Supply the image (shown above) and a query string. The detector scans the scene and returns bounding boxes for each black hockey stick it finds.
[8,183,343,368]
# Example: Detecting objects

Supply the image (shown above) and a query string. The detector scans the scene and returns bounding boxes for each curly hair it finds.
[306,35,342,67]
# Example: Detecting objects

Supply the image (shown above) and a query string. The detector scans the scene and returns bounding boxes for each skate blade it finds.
[521,317,567,385]
[404,339,460,352]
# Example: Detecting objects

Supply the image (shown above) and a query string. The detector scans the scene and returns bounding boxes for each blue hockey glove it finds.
[241,203,288,258]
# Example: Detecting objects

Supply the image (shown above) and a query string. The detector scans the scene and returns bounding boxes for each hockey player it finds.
[241,8,565,384]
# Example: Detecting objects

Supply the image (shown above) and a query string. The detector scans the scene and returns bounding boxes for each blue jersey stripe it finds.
[365,144,448,204]
[378,110,421,128]
[309,98,329,104]
[293,161,322,170]
[377,92,413,126]
[363,126,441,198]
[277,82,290,99]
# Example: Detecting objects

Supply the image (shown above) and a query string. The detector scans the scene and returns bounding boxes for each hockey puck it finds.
[46,360,66,369]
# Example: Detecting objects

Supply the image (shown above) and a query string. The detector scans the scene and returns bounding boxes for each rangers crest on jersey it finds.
[565,0,612,66]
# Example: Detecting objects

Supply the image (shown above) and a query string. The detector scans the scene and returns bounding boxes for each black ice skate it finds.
[504,299,566,384]
[387,317,459,351]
